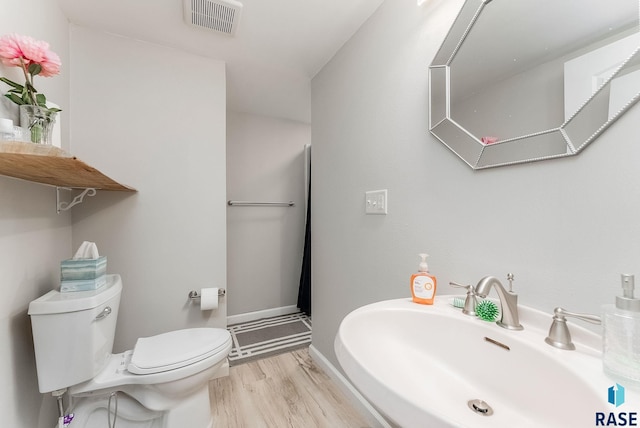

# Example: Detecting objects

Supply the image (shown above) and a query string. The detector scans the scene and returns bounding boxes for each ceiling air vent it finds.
[184,0,243,37]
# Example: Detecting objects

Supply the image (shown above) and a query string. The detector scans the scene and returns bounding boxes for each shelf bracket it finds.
[56,187,97,213]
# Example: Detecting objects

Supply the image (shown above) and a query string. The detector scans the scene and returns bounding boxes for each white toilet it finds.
[28,274,232,428]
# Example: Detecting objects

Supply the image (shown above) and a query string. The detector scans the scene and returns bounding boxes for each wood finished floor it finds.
[209,348,372,428]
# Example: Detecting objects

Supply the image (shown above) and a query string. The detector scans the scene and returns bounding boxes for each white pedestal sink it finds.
[335,297,640,427]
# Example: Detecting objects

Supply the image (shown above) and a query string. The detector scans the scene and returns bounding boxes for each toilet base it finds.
[68,385,213,428]
[65,393,163,428]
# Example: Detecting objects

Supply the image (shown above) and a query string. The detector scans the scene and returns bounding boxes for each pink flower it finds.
[38,48,61,77]
[0,33,60,77]
[481,136,498,145]
[0,33,61,110]
[0,34,24,66]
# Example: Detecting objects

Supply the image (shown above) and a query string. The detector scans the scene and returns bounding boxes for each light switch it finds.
[365,189,388,215]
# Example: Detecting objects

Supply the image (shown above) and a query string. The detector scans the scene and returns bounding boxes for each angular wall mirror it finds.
[429,0,640,169]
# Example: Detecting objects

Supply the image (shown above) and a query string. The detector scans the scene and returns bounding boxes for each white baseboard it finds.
[227,305,300,325]
[308,345,393,428]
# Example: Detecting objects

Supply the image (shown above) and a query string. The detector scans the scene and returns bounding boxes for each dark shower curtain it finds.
[297,163,311,316]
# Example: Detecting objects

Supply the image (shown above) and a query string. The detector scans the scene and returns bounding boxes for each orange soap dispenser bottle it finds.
[410,253,437,304]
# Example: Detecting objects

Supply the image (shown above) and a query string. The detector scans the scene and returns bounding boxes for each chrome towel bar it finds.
[227,200,295,207]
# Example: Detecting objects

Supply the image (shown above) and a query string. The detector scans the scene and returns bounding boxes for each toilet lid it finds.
[127,328,231,375]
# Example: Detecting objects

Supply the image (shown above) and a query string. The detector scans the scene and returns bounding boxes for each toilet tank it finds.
[28,274,122,393]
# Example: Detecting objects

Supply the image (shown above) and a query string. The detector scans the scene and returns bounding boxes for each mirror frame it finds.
[429,0,640,169]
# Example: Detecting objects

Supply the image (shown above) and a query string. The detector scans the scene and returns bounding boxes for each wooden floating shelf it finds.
[0,141,136,191]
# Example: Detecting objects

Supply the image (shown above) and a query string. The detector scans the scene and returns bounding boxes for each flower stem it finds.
[19,58,37,105]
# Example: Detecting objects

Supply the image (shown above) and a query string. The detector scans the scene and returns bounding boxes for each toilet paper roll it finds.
[200,288,219,311]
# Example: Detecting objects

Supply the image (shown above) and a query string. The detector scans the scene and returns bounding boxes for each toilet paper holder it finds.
[188,289,226,300]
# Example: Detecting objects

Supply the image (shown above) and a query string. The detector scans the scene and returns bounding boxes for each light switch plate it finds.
[365,189,388,215]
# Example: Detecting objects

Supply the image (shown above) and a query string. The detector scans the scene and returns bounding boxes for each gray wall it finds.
[226,111,309,316]
[0,1,71,426]
[311,0,640,370]
[69,26,228,352]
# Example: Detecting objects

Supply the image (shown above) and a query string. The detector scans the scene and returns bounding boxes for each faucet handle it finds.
[553,307,601,324]
[449,281,472,290]
[506,273,514,292]
[449,281,478,316]
[544,307,602,350]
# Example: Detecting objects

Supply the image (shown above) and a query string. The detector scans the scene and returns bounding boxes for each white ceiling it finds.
[57,0,385,123]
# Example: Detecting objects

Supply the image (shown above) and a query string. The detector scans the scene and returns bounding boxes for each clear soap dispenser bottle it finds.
[603,274,640,387]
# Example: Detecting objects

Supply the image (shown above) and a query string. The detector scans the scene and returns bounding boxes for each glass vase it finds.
[19,105,57,145]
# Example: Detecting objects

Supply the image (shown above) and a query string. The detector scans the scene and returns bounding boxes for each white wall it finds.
[0,1,71,427]
[226,111,309,316]
[311,0,640,372]
[69,26,228,352]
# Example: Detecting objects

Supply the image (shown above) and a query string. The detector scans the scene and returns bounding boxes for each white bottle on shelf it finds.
[0,118,14,141]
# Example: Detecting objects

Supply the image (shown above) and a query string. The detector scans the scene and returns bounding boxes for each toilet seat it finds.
[128,328,231,375]
[71,328,232,395]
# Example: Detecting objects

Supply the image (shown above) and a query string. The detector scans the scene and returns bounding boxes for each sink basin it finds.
[335,297,640,427]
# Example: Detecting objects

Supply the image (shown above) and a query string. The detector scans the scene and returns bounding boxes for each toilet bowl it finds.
[28,274,231,428]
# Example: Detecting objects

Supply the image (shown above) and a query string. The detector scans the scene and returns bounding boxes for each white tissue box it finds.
[60,274,107,292]
[60,256,107,281]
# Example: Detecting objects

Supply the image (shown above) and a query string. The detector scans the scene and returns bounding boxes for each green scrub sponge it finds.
[475,300,499,322]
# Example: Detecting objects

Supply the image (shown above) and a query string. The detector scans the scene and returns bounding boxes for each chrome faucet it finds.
[474,273,523,330]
